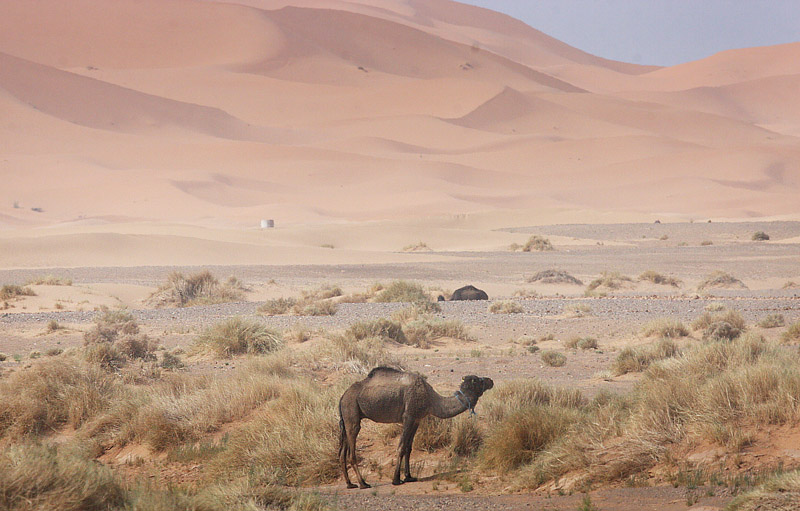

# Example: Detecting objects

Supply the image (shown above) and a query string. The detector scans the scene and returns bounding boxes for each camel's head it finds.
[460,375,494,399]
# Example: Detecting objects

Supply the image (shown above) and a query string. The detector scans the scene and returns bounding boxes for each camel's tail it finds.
[337,398,347,459]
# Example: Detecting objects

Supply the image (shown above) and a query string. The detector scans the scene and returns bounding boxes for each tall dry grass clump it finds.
[757,313,785,329]
[478,379,584,473]
[0,357,120,439]
[402,317,474,348]
[612,339,679,375]
[0,443,126,511]
[212,380,343,486]
[781,321,800,343]
[147,270,246,307]
[195,317,283,358]
[641,318,689,338]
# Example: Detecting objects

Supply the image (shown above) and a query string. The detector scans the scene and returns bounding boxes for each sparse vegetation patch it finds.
[522,235,554,252]
[147,270,246,307]
[0,284,36,300]
[540,350,567,367]
[488,300,524,314]
[638,270,681,287]
[697,270,747,291]
[527,270,582,285]
[195,317,283,358]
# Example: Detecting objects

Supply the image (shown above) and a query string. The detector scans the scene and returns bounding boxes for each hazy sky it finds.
[459,0,799,66]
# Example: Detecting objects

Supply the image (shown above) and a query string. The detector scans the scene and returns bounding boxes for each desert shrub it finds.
[258,297,297,316]
[47,319,63,333]
[757,314,785,328]
[751,231,770,241]
[402,317,473,348]
[638,270,681,287]
[782,322,800,343]
[147,270,245,307]
[697,270,747,291]
[700,240,713,246]
[285,323,313,344]
[522,235,554,252]
[160,351,184,370]
[26,275,73,286]
[488,300,524,314]
[783,281,799,289]
[692,309,746,341]
[83,309,154,368]
[612,339,679,375]
[300,284,342,301]
[565,337,598,350]
[705,302,727,312]
[0,353,7,361]
[0,284,35,300]
[391,301,441,324]
[527,270,582,285]
[326,334,399,373]
[195,317,283,358]
[641,318,689,338]
[45,348,63,357]
[374,280,430,303]
[541,350,566,367]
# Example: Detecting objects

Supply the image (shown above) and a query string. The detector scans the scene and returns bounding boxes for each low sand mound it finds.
[697,271,748,291]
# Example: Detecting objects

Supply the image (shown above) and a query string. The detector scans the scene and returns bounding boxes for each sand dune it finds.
[1,0,798,267]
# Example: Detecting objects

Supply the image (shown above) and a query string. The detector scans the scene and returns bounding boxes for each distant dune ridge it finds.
[0,0,799,266]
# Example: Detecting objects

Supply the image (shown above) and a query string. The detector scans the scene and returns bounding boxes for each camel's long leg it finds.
[402,420,420,482]
[393,416,418,485]
[339,425,356,489]
[347,420,370,489]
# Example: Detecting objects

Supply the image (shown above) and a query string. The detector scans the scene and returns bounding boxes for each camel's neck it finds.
[430,390,470,419]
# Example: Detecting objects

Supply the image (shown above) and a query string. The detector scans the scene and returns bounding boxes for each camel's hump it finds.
[367,366,401,378]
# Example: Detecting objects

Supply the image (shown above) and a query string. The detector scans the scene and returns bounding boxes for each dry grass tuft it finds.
[0,357,119,439]
[757,314,785,329]
[373,280,430,303]
[195,317,283,358]
[612,339,679,376]
[638,270,681,287]
[527,270,582,285]
[258,297,297,316]
[562,303,592,318]
[402,317,474,348]
[565,337,598,350]
[0,284,36,300]
[697,270,747,291]
[540,350,567,367]
[488,300,524,314]
[585,271,633,295]
[728,469,800,511]
[147,270,246,307]
[522,235,554,252]
[641,318,689,338]
[782,321,800,344]
[402,241,431,252]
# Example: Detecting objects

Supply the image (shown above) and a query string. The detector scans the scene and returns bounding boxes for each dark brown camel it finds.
[437,284,488,301]
[338,367,493,488]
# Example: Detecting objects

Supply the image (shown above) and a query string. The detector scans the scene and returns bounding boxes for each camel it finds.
[338,366,494,488]
[437,284,488,301]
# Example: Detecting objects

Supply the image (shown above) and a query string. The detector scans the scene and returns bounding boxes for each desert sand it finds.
[1,1,800,510]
